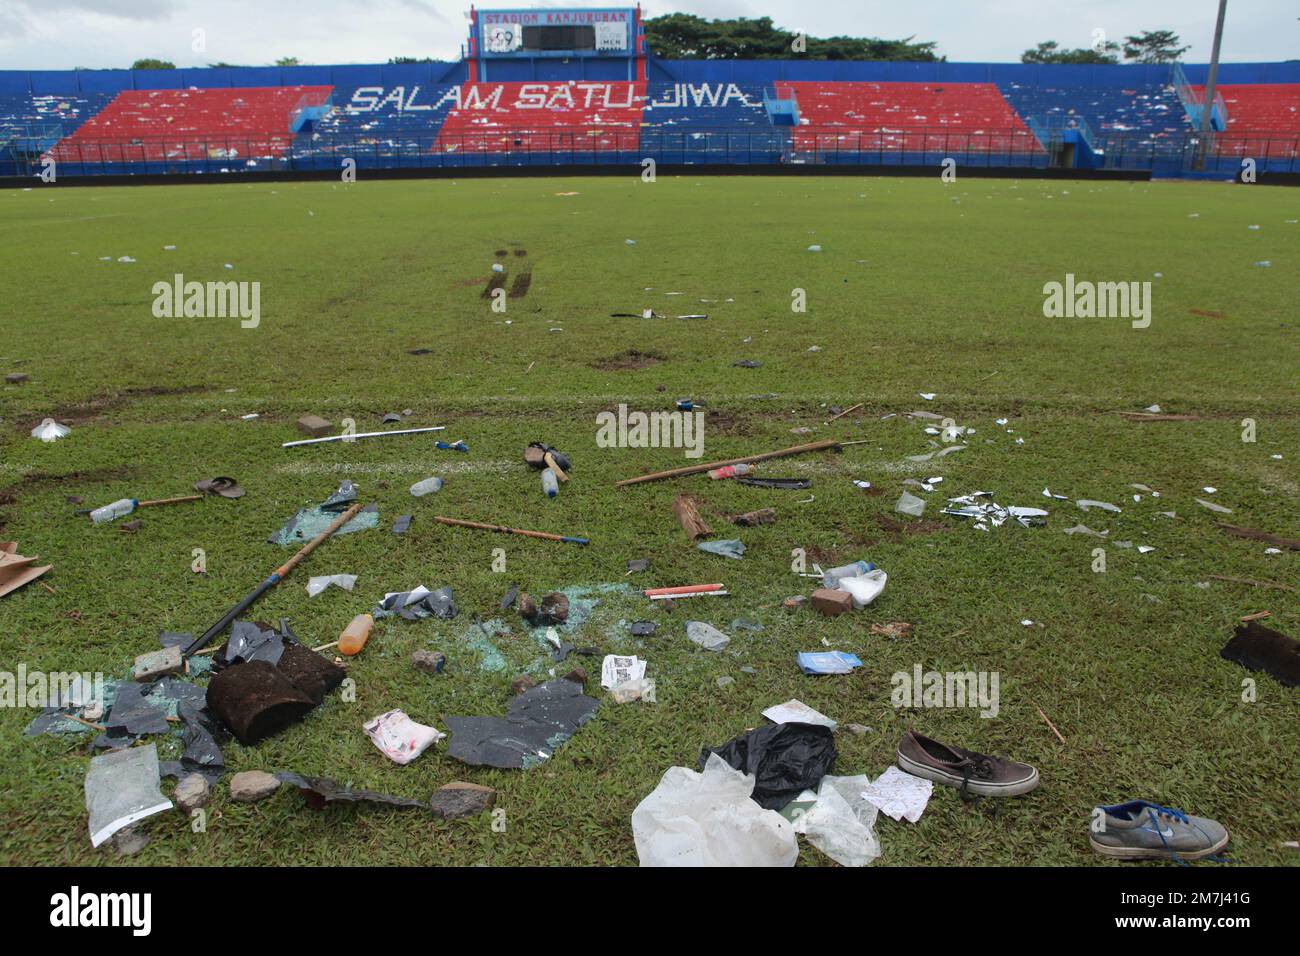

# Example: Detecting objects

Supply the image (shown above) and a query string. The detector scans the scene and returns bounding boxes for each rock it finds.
[230,770,281,803]
[5,373,29,384]
[111,826,150,856]
[733,508,776,527]
[412,649,446,674]
[562,666,588,689]
[539,592,569,624]
[811,588,853,617]
[782,595,807,611]
[297,414,332,437]
[630,620,656,637]
[132,646,183,682]
[716,676,734,688]
[518,592,538,620]
[510,675,537,695]
[429,781,496,819]
[174,773,211,812]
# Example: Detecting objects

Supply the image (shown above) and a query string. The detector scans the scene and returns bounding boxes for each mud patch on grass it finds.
[481,273,507,299]
[27,385,207,430]
[877,513,949,536]
[591,349,666,372]
[706,409,754,437]
[509,270,532,298]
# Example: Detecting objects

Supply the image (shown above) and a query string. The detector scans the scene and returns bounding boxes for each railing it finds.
[16,125,1300,178]
[1024,114,1097,152]
[1173,62,1229,130]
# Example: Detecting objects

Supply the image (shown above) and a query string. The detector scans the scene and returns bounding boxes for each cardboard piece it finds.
[0,542,53,599]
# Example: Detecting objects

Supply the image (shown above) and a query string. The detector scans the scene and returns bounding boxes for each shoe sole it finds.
[1089,830,1230,861]
[896,751,1040,797]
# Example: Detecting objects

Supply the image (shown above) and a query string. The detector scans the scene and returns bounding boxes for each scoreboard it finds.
[476,7,635,57]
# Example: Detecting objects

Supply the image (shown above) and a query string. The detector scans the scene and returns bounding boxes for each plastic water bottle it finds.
[541,468,559,498]
[339,613,374,656]
[409,477,443,497]
[708,463,754,480]
[90,498,136,524]
[822,560,875,589]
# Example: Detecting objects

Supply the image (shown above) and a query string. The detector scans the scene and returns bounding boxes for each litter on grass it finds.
[861,766,933,823]
[797,651,863,675]
[700,722,837,810]
[306,574,356,598]
[444,677,599,769]
[363,709,445,765]
[762,699,836,730]
[84,743,172,848]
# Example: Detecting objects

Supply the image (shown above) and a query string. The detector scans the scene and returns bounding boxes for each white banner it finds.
[595,21,627,51]
[484,22,521,53]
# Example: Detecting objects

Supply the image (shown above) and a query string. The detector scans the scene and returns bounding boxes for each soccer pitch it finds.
[0,174,1295,866]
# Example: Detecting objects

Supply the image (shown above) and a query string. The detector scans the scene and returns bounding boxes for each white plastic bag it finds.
[791,774,881,867]
[632,753,798,867]
[836,569,888,608]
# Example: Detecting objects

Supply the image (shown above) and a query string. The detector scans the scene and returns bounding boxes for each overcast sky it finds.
[0,0,1294,70]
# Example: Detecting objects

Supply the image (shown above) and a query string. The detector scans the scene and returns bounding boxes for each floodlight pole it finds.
[1196,0,1228,170]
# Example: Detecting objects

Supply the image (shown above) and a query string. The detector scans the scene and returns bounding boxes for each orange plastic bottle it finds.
[338,613,374,656]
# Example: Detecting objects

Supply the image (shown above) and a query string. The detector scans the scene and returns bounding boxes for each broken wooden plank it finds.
[616,439,839,487]
[672,495,711,540]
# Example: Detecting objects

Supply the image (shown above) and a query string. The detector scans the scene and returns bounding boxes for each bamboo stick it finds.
[615,439,839,487]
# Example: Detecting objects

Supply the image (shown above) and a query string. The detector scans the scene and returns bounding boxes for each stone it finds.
[174,773,211,812]
[297,414,332,437]
[518,592,537,620]
[111,826,150,856]
[428,781,495,819]
[132,646,183,682]
[782,595,807,611]
[539,591,569,624]
[510,675,537,695]
[5,373,28,384]
[562,666,588,689]
[716,676,734,688]
[411,649,446,674]
[811,588,853,617]
[230,770,281,803]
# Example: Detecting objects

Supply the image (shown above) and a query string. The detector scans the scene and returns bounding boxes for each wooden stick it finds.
[1240,611,1272,622]
[1207,574,1298,593]
[644,583,724,597]
[276,502,365,579]
[1216,523,1300,551]
[826,402,863,423]
[137,494,203,508]
[544,451,569,483]
[616,438,839,487]
[1033,700,1067,745]
[672,494,711,539]
[64,713,107,732]
[433,515,589,545]
[313,641,339,653]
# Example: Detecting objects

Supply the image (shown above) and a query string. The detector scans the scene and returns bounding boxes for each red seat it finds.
[435,82,645,153]
[1190,83,1300,158]
[53,86,332,163]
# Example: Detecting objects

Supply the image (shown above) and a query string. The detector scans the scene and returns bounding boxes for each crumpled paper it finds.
[862,765,933,823]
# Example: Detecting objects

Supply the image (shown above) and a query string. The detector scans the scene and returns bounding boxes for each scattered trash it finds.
[737,477,813,490]
[601,655,646,689]
[697,538,745,560]
[85,743,172,848]
[762,699,836,730]
[686,620,730,651]
[297,414,332,437]
[0,541,53,599]
[375,585,458,621]
[275,771,426,810]
[411,649,446,674]
[1220,620,1299,687]
[797,651,863,675]
[812,588,853,616]
[338,613,375,655]
[306,574,356,598]
[445,677,599,769]
[1216,523,1300,551]
[616,438,837,487]
[786,774,881,867]
[1195,498,1233,514]
[433,515,589,546]
[701,722,837,810]
[610,677,656,703]
[31,418,70,442]
[410,477,444,497]
[194,476,244,499]
[896,491,927,517]
[392,514,413,534]
[269,491,375,545]
[836,570,888,608]
[732,508,776,526]
[861,766,933,823]
[363,709,445,764]
[632,753,798,867]
[1076,500,1122,513]
[942,492,1047,529]
[870,621,914,639]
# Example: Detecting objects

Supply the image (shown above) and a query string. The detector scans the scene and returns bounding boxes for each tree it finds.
[1122,30,1190,64]
[275,56,301,67]
[644,14,939,61]
[130,58,175,70]
[389,57,436,64]
[1021,41,1119,65]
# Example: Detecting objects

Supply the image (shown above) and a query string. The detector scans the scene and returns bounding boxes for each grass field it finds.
[0,174,1296,867]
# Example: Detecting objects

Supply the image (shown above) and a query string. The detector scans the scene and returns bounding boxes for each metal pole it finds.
[1197,0,1228,170]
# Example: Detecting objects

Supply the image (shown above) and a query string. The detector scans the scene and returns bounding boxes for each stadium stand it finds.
[52,86,332,164]
[1191,83,1300,158]
[774,81,1040,160]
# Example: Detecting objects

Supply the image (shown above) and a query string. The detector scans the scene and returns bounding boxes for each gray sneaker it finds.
[1090,800,1229,861]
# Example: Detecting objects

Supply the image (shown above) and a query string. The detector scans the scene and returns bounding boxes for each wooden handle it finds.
[276,502,364,578]
[137,495,203,508]
[615,439,840,487]
[434,515,563,542]
[544,452,569,483]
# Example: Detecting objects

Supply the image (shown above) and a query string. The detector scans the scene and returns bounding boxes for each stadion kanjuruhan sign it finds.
[480,7,632,54]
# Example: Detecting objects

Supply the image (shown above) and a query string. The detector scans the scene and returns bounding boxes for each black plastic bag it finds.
[699,722,836,810]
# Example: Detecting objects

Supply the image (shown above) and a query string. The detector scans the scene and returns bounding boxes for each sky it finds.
[0,0,1294,70]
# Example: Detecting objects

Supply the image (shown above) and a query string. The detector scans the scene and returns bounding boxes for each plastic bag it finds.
[700,722,837,810]
[632,753,798,867]
[791,774,881,868]
[84,743,173,848]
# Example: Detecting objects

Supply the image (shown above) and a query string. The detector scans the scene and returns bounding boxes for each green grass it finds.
[0,174,1296,867]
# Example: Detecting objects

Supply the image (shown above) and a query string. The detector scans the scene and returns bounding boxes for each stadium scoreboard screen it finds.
[478,7,635,57]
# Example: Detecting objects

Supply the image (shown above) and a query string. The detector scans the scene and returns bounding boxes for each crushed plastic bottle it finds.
[409,477,444,497]
[541,468,559,498]
[822,560,875,589]
[90,498,137,524]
